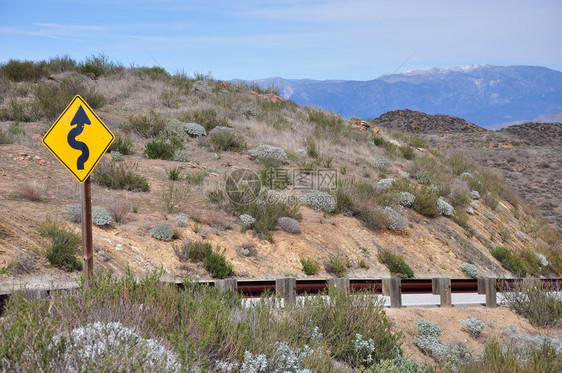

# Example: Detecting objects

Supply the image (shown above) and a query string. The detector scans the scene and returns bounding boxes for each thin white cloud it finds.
[34,23,105,31]
[0,26,71,41]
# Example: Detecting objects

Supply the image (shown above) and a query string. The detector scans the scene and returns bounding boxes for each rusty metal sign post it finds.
[42,95,114,285]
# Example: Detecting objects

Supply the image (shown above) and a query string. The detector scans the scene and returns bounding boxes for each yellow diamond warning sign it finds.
[42,95,114,183]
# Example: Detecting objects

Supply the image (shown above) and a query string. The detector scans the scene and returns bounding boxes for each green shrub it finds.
[185,171,207,185]
[399,145,415,160]
[38,215,82,272]
[214,177,301,240]
[500,281,562,327]
[490,247,529,277]
[259,167,292,190]
[0,129,11,144]
[144,140,177,160]
[92,160,150,192]
[203,251,233,279]
[325,255,348,277]
[449,186,471,208]
[483,192,499,210]
[177,109,228,132]
[0,98,38,122]
[209,131,246,152]
[301,257,320,276]
[520,249,547,276]
[372,136,386,146]
[234,199,301,241]
[413,186,439,217]
[171,71,196,92]
[166,166,182,181]
[304,136,319,158]
[0,59,49,82]
[448,153,476,175]
[122,111,167,138]
[467,169,505,199]
[107,136,133,155]
[452,208,469,228]
[34,76,106,119]
[47,55,77,73]
[159,89,181,108]
[295,286,402,367]
[185,241,214,262]
[178,240,232,278]
[410,137,427,148]
[0,124,31,145]
[134,66,170,80]
[307,108,346,137]
[378,250,414,278]
[462,339,561,372]
[79,53,123,76]
[161,183,189,213]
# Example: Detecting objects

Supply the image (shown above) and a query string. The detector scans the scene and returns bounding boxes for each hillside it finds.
[251,65,562,127]
[498,122,562,147]
[370,109,487,134]
[0,58,561,285]
[402,118,562,231]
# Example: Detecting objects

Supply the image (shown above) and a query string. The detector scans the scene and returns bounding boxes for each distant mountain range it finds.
[247,65,562,128]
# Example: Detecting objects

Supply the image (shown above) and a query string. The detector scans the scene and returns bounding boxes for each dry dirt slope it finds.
[0,67,560,285]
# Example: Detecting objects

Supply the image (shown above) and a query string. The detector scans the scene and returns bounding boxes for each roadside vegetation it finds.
[0,270,403,372]
[1,53,561,282]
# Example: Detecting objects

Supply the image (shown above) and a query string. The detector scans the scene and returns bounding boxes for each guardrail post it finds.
[215,279,237,292]
[382,278,402,308]
[328,278,350,292]
[478,278,497,308]
[432,278,451,307]
[485,278,497,308]
[276,277,296,304]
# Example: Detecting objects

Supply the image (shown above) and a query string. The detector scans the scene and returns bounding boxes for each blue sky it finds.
[1,0,561,80]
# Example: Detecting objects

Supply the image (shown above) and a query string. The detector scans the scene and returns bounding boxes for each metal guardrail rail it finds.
[1,277,560,315]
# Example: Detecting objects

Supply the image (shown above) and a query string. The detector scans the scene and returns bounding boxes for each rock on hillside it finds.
[498,122,562,147]
[371,109,487,134]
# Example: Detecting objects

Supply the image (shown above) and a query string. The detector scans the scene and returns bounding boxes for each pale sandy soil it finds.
[385,305,561,366]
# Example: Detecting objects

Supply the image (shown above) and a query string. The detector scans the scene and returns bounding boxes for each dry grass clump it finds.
[104,197,131,223]
[17,180,47,201]
[329,179,395,231]
[5,251,38,275]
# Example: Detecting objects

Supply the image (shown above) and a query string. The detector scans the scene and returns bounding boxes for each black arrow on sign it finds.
[67,105,91,170]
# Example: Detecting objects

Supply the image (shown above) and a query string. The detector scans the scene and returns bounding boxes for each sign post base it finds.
[81,177,93,286]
